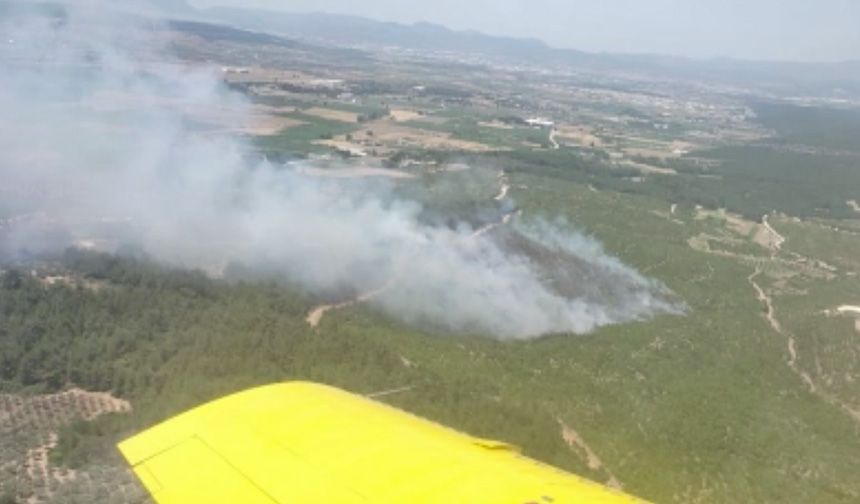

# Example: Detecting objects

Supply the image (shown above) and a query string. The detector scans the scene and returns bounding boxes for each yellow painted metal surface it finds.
[118,382,648,503]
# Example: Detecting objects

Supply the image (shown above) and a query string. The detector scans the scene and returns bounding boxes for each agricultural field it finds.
[0,389,144,504]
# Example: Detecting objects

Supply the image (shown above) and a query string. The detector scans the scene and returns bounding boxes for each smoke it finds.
[0,2,683,339]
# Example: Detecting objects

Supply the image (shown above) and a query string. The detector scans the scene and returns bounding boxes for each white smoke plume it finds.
[0,2,683,339]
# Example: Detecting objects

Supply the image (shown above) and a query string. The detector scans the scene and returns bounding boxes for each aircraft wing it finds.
[118,382,647,503]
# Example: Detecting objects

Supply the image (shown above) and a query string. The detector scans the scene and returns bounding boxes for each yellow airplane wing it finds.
[118,382,648,503]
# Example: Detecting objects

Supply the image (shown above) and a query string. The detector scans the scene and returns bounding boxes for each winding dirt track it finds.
[748,268,782,334]
[306,279,396,328]
[691,212,859,424]
[762,214,785,253]
[494,170,510,201]
[548,128,560,150]
[748,266,860,424]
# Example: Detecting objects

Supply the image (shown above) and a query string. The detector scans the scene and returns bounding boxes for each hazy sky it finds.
[190,0,860,62]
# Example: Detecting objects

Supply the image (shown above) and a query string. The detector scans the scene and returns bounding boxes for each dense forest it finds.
[751,101,860,154]
[412,145,860,221]
[0,249,582,478]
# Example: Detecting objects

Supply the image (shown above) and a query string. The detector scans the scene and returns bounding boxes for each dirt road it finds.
[748,267,860,423]
[494,171,510,201]
[762,214,785,254]
[470,210,521,239]
[306,279,396,328]
[748,268,782,334]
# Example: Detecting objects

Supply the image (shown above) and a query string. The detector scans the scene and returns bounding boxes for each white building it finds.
[526,118,555,128]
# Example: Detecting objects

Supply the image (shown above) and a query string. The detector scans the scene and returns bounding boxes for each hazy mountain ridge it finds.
[202,7,555,60]
[4,0,859,97]
[198,6,860,98]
